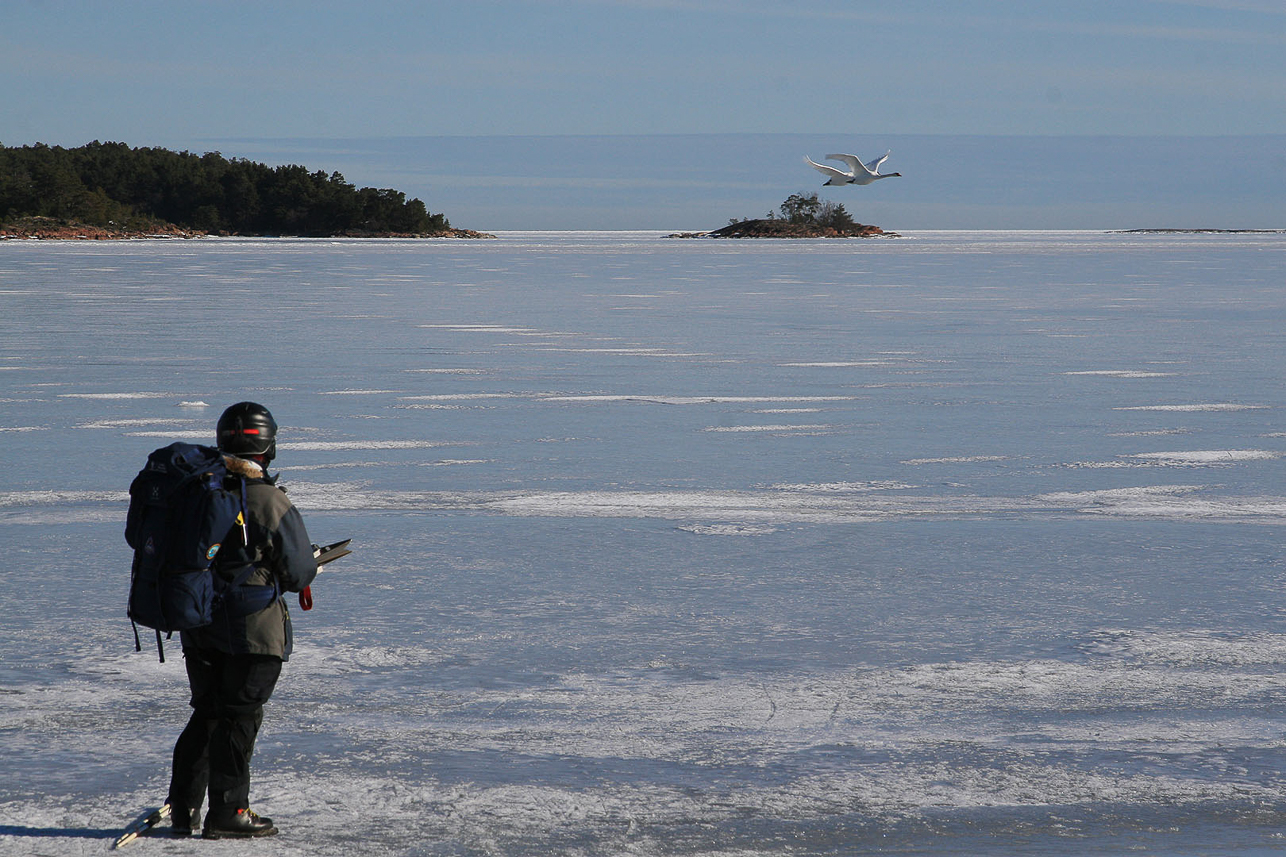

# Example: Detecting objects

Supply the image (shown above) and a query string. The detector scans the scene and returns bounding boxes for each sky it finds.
[3,0,1285,229]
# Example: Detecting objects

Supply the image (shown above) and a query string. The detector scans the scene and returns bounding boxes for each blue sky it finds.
[3,1,1284,228]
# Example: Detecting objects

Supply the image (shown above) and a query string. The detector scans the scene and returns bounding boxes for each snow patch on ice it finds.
[677,523,778,536]
[1078,629,1286,667]
[281,461,389,472]
[321,389,403,395]
[1108,429,1192,437]
[1037,484,1286,519]
[393,403,467,410]
[1114,403,1268,412]
[280,439,468,451]
[469,488,1025,524]
[124,430,214,438]
[0,489,126,507]
[405,368,488,374]
[420,324,546,334]
[1063,370,1176,378]
[1064,449,1284,469]
[770,481,915,492]
[1039,485,1204,504]
[78,418,196,428]
[780,361,898,367]
[1061,460,1162,469]
[902,455,1009,465]
[56,391,173,399]
[393,393,858,407]
[703,424,834,433]
[283,459,489,473]
[400,393,533,401]
[544,395,855,405]
[1129,449,1281,464]
[534,347,709,357]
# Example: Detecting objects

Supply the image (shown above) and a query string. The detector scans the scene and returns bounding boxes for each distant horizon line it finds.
[196,131,1286,142]
[182,227,1286,236]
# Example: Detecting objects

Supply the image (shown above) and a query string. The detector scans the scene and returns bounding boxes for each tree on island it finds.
[0,141,459,237]
[771,192,860,231]
[689,191,887,238]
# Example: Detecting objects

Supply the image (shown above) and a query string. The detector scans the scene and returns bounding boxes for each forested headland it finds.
[0,141,488,238]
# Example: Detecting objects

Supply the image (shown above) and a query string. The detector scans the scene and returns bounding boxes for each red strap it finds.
[299,586,313,611]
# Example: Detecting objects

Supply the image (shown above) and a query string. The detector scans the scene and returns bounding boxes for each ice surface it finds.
[4,231,1286,855]
[1116,404,1269,412]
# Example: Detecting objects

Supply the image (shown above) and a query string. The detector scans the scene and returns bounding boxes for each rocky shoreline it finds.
[668,218,895,239]
[0,217,205,240]
[0,216,495,240]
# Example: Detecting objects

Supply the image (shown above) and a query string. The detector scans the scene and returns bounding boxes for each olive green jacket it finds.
[181,456,317,661]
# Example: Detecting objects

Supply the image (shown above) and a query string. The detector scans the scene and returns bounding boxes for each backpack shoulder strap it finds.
[237,475,249,544]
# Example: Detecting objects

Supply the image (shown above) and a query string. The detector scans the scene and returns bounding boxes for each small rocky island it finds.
[670,192,896,239]
[1112,228,1285,235]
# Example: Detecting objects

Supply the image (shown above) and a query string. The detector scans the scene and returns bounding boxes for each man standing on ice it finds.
[167,402,317,839]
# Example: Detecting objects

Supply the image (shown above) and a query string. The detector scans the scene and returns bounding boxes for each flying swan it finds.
[804,151,901,186]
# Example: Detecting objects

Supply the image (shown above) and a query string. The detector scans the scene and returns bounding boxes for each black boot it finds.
[169,803,202,837]
[202,807,277,839]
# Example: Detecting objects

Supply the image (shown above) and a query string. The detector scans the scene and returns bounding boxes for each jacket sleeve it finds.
[274,504,319,593]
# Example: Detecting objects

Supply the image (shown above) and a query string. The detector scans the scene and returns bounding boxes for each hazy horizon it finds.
[167,132,1285,233]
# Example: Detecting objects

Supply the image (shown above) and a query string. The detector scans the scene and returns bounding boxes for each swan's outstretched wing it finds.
[825,153,875,177]
[804,155,851,181]
[866,151,891,174]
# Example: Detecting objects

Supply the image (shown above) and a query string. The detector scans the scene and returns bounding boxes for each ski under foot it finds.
[113,803,171,848]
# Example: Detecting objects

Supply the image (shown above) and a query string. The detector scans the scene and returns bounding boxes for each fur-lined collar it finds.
[223,455,265,479]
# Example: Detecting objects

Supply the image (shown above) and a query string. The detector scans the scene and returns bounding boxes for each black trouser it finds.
[168,649,282,815]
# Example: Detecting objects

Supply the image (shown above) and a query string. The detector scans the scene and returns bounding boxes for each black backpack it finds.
[125,442,249,660]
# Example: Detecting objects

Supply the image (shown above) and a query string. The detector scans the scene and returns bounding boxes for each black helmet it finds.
[217,401,278,462]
